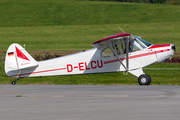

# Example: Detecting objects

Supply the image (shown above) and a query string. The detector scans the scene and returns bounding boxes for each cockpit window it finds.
[101,35,152,58]
[101,47,113,57]
[101,36,131,58]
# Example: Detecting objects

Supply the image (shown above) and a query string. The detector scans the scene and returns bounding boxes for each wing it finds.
[92,33,131,48]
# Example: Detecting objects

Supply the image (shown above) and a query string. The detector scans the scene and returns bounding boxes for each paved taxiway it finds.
[0,85,180,120]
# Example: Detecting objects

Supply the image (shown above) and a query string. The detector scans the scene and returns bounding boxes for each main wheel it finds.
[138,74,151,85]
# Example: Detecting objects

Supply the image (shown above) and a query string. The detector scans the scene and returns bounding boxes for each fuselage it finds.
[10,44,174,78]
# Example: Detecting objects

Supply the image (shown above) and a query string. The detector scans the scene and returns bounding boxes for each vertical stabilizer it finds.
[5,43,38,77]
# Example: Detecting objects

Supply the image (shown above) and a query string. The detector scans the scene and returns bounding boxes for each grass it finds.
[1,0,180,51]
[1,1,180,27]
[0,0,180,85]
[1,23,180,51]
[1,59,180,85]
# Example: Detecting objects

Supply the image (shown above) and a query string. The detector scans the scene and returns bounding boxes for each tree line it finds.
[89,0,179,5]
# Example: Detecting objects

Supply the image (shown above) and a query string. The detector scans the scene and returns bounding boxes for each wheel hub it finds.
[141,77,147,83]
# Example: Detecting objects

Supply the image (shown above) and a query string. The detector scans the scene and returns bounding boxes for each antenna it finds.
[117,26,125,33]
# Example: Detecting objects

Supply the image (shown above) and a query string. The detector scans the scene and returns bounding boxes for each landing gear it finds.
[11,77,23,85]
[138,74,151,85]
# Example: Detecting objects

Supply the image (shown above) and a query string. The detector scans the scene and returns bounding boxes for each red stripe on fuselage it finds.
[148,44,170,49]
[9,67,66,77]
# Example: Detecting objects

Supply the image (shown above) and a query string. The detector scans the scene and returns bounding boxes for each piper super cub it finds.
[5,33,175,85]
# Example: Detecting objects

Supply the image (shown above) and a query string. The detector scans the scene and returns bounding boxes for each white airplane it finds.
[5,33,175,85]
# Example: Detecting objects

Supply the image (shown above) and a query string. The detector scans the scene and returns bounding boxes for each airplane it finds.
[5,32,176,85]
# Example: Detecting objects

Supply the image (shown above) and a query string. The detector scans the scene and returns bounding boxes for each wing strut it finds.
[126,37,129,71]
[107,37,129,71]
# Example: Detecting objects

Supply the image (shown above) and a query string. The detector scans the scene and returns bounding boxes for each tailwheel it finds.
[12,81,16,85]
[138,74,151,85]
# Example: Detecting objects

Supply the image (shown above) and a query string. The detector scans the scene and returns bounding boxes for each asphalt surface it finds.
[0,85,180,120]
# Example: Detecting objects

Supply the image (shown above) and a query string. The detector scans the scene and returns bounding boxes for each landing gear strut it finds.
[138,74,151,85]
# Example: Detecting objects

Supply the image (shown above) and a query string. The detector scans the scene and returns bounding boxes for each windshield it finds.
[135,36,152,47]
[132,36,152,50]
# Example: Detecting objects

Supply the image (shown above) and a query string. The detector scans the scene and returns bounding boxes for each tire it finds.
[12,81,16,85]
[138,74,151,85]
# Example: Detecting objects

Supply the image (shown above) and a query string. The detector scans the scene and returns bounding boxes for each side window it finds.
[101,43,127,58]
[113,43,125,55]
[101,37,136,58]
[101,43,129,58]
[101,47,113,58]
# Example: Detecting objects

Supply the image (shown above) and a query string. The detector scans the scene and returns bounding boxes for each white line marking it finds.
[93,95,129,97]
[28,95,63,97]
[159,95,180,97]
[144,68,180,70]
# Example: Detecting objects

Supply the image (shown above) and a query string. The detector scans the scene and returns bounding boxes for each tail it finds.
[5,43,38,77]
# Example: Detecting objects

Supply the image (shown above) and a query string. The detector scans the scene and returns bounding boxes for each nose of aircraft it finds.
[153,44,175,62]
[171,44,176,52]
[170,44,176,56]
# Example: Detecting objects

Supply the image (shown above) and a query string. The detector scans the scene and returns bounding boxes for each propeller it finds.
[171,44,176,52]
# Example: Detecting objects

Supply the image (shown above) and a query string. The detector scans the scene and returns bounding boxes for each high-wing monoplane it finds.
[5,33,175,85]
